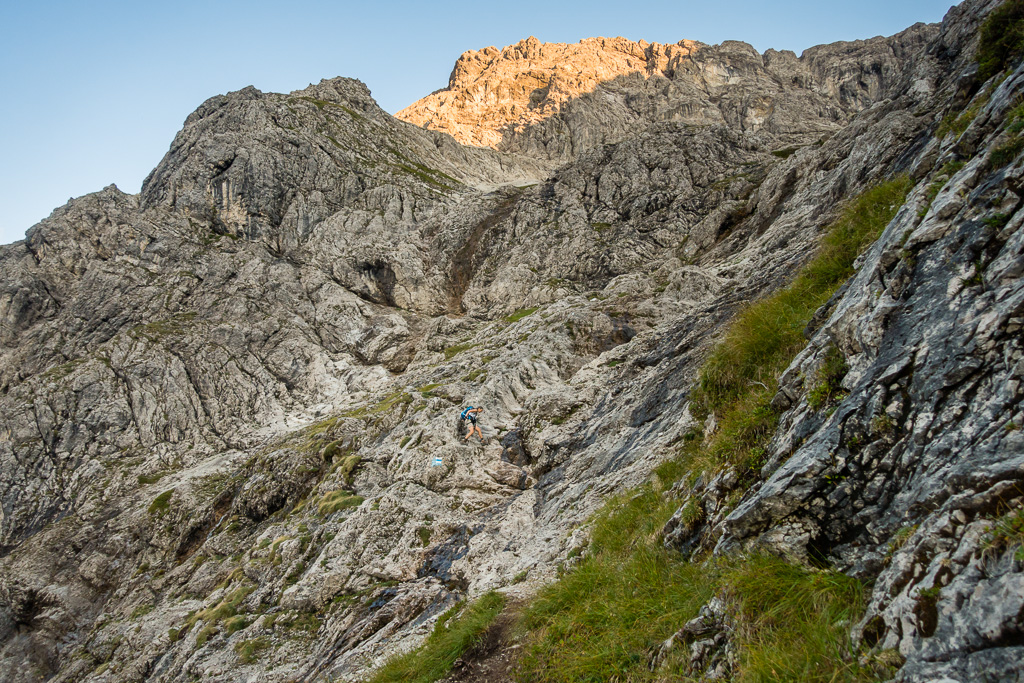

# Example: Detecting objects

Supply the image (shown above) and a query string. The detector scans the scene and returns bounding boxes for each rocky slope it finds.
[0,0,1021,681]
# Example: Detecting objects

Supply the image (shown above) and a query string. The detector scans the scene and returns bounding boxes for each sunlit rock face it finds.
[0,1,1021,681]
[396,26,937,161]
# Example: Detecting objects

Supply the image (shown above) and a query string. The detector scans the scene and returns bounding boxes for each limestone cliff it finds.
[0,0,1021,682]
[396,27,937,161]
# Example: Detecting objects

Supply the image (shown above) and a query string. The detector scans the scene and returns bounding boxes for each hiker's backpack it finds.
[459,406,474,420]
[453,407,470,437]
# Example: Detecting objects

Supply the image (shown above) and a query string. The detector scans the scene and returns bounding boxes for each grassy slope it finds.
[368,592,506,683]
[516,177,912,682]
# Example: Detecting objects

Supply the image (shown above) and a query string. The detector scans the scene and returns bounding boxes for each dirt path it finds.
[439,610,523,683]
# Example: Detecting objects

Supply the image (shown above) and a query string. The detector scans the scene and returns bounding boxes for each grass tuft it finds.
[505,306,541,323]
[196,624,218,647]
[148,489,174,515]
[137,472,166,485]
[235,637,270,664]
[333,454,362,485]
[182,584,255,634]
[982,501,1024,561]
[317,491,365,516]
[725,557,867,681]
[444,342,476,360]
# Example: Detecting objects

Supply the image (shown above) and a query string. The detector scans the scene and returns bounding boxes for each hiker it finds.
[460,406,485,443]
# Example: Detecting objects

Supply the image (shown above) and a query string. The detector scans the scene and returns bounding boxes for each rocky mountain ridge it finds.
[0,0,1021,681]
[396,26,938,161]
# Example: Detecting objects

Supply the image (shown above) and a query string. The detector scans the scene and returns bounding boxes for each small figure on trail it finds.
[460,406,485,443]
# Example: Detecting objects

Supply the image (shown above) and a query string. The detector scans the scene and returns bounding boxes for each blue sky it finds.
[0,0,956,245]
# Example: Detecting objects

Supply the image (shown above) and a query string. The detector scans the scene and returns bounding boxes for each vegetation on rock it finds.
[368,591,506,683]
[978,0,1024,80]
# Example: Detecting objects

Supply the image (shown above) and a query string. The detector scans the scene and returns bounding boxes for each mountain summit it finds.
[396,28,934,161]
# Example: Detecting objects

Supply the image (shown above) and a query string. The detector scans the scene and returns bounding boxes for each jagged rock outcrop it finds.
[397,36,702,149]
[397,26,938,162]
[0,0,1020,681]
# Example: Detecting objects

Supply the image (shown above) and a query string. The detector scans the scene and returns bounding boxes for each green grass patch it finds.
[417,382,444,398]
[516,474,871,682]
[235,637,270,664]
[196,624,218,647]
[724,557,868,681]
[303,415,342,439]
[295,96,333,109]
[148,489,174,515]
[771,146,799,159]
[223,615,248,635]
[128,312,197,343]
[137,472,166,485]
[545,277,570,289]
[517,477,711,681]
[393,163,455,190]
[285,561,307,586]
[317,491,365,516]
[344,391,413,418]
[988,98,1024,168]
[42,358,85,381]
[368,591,506,683]
[687,176,910,480]
[978,0,1024,81]
[130,604,154,619]
[504,306,541,323]
[322,440,349,464]
[444,342,476,360]
[285,612,321,633]
[333,454,361,486]
[936,93,989,139]
[184,584,255,633]
[339,104,365,121]
[992,135,1024,167]
[462,368,486,382]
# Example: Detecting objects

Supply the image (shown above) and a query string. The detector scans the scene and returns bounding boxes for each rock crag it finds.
[397,27,937,162]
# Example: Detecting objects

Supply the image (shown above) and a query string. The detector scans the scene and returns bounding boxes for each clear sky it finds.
[0,0,957,246]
